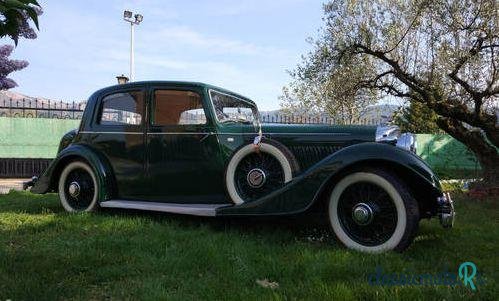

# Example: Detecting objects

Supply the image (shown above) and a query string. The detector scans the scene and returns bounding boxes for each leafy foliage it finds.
[0,0,42,90]
[393,101,441,134]
[281,45,378,124]
[0,44,27,89]
[284,0,498,185]
[0,0,41,44]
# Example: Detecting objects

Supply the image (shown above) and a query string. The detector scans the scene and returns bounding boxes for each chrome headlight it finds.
[375,125,400,142]
[376,126,417,153]
[396,133,417,153]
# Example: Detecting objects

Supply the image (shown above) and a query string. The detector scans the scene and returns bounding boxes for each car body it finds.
[29,81,454,252]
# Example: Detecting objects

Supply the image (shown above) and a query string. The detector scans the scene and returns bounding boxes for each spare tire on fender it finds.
[225,138,300,204]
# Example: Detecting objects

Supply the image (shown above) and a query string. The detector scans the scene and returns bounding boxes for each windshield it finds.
[209,90,260,125]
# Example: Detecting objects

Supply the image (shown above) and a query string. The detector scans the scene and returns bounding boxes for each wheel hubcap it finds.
[68,181,81,198]
[337,181,398,246]
[247,168,266,188]
[352,202,374,225]
[234,152,285,202]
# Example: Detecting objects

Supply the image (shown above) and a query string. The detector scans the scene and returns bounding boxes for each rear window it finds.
[99,91,144,126]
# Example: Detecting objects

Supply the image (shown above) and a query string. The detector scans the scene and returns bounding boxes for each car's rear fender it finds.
[31,144,116,201]
[216,142,443,216]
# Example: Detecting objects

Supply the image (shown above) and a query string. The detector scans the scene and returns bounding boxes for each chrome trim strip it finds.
[147,132,214,135]
[258,132,350,136]
[80,131,351,136]
[100,200,230,217]
[79,131,143,135]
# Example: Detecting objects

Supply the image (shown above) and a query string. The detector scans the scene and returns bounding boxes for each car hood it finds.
[260,123,377,140]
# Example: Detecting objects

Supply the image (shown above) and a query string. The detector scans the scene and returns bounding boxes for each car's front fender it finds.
[31,144,115,201]
[217,142,443,216]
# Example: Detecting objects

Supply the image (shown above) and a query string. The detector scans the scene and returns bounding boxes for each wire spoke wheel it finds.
[328,170,419,253]
[337,181,398,246]
[225,141,297,204]
[234,152,285,202]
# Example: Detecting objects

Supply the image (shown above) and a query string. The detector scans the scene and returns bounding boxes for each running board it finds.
[99,200,230,217]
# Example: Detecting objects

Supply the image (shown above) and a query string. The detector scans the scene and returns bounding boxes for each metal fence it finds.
[0,98,85,119]
[260,115,381,125]
[0,98,383,125]
[0,158,52,178]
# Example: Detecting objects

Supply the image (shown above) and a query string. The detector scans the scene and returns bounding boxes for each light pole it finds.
[123,10,143,82]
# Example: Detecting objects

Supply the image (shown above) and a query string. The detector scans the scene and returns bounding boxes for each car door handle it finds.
[200,132,214,142]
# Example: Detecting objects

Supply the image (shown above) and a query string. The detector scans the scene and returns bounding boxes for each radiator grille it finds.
[289,145,342,170]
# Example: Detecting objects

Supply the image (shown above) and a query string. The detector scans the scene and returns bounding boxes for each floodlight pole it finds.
[123,11,143,82]
[130,22,135,82]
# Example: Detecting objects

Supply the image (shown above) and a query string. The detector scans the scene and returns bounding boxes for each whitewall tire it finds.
[226,142,295,204]
[328,170,419,253]
[58,161,99,212]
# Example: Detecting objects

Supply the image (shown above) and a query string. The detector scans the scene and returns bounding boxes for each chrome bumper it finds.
[22,176,38,190]
[437,192,455,228]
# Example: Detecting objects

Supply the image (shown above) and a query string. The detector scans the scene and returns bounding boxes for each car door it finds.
[145,86,226,203]
[85,88,147,199]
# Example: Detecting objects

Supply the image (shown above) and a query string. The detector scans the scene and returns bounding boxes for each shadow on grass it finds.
[0,191,335,246]
[1,191,497,300]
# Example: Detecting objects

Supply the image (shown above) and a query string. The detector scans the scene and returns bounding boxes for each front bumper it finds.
[437,192,455,228]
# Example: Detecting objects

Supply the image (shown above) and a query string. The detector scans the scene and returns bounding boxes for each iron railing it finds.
[0,158,52,178]
[0,99,383,125]
[0,98,85,119]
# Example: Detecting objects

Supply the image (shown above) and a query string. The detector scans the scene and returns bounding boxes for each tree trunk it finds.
[474,147,499,187]
[437,117,498,187]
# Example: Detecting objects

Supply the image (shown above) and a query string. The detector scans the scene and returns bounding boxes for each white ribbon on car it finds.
[253,128,263,151]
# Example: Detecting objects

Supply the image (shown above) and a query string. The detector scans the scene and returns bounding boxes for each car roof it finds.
[92,81,255,105]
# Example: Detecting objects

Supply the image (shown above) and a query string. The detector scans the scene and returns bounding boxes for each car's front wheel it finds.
[58,161,99,212]
[328,169,419,253]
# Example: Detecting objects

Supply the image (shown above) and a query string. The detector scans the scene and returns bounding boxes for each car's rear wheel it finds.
[328,169,419,253]
[225,140,299,204]
[58,161,99,212]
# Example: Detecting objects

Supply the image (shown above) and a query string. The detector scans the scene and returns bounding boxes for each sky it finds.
[2,0,324,110]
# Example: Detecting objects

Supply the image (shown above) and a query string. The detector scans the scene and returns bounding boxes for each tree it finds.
[285,0,498,186]
[0,45,28,89]
[0,0,41,45]
[281,47,378,124]
[0,0,41,89]
[394,101,441,133]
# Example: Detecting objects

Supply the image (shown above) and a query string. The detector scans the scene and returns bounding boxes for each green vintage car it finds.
[29,81,454,253]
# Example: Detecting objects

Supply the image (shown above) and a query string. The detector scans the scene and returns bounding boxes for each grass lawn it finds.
[0,191,497,300]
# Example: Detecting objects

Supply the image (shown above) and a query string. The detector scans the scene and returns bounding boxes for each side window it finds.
[153,90,206,125]
[99,91,144,126]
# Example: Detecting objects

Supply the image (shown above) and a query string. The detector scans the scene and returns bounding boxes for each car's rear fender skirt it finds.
[216,142,443,216]
[31,144,115,201]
